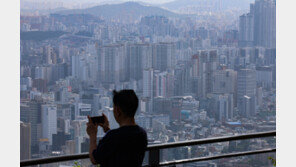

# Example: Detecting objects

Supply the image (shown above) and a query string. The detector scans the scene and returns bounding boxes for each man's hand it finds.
[87,115,98,165]
[98,113,110,133]
[87,116,98,138]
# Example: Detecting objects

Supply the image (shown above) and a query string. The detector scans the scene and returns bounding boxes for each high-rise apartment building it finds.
[237,69,257,117]
[41,104,57,145]
[213,69,237,94]
[239,0,276,48]
[210,93,234,121]
[143,69,154,113]
[71,54,81,79]
[154,70,174,98]
[44,45,56,64]
[239,13,254,47]
[174,64,192,96]
[256,66,273,89]
[212,69,237,105]
[20,122,31,160]
[190,50,219,98]
[97,44,126,84]
[140,16,175,36]
[152,42,176,72]
[253,0,276,48]
[20,101,42,154]
[143,69,154,99]
[126,44,152,81]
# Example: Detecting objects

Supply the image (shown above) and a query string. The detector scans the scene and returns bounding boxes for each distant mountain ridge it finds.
[55,2,181,22]
[161,0,255,12]
[21,7,68,15]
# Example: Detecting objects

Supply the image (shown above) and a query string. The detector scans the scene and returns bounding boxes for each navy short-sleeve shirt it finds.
[92,125,148,167]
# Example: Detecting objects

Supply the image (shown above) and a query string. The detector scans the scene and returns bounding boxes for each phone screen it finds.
[91,116,105,125]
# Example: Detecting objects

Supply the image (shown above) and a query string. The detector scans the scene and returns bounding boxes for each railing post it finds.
[149,149,160,167]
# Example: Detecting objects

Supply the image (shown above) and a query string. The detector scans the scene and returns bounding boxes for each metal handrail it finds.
[157,148,276,167]
[147,131,275,150]
[20,153,89,167]
[20,130,276,167]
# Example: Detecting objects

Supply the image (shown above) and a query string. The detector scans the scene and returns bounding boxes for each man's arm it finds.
[87,114,111,165]
[89,134,97,164]
[86,116,98,165]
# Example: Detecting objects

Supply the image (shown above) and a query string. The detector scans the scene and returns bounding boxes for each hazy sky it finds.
[22,0,175,5]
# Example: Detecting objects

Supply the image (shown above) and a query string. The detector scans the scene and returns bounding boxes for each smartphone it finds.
[91,116,105,125]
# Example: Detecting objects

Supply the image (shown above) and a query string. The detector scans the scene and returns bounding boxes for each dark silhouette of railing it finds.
[20,130,276,167]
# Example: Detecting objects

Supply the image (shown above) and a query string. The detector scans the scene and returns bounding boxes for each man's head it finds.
[112,89,139,123]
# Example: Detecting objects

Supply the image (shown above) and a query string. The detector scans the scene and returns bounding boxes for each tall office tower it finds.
[20,122,31,160]
[239,13,254,47]
[97,44,126,84]
[212,69,237,105]
[210,94,234,122]
[254,0,276,48]
[152,42,176,72]
[126,44,152,81]
[41,104,57,145]
[237,69,257,117]
[20,101,42,154]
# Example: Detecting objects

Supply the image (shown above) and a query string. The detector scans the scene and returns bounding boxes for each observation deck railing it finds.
[20,130,276,167]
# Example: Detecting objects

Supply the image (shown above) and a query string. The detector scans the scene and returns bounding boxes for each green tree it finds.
[268,157,276,166]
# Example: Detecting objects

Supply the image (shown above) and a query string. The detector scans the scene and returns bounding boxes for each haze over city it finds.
[20,0,275,166]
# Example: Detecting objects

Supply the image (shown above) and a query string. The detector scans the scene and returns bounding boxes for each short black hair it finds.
[112,89,139,118]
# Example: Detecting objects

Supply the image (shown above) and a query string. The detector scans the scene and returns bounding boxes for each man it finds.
[86,89,148,167]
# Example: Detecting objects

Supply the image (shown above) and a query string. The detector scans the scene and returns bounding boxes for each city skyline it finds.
[20,0,276,166]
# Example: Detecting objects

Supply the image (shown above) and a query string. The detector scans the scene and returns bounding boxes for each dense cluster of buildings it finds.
[20,0,276,166]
